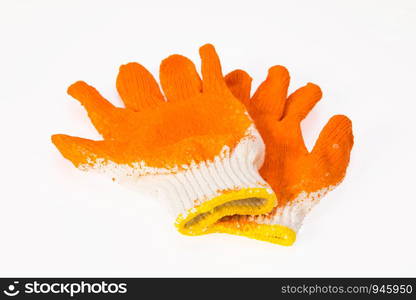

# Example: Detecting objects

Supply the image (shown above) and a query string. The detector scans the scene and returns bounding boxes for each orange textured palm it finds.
[52,45,251,169]
[225,66,353,206]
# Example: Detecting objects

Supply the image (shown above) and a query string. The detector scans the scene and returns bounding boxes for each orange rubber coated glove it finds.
[209,66,354,246]
[51,45,277,236]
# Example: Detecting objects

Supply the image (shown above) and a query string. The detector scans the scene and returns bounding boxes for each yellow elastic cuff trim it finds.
[211,222,296,246]
[175,188,277,236]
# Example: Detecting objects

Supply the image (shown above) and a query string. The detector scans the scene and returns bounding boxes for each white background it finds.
[1,0,415,277]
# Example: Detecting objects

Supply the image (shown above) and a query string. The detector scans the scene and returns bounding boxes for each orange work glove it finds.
[210,66,354,246]
[51,45,277,236]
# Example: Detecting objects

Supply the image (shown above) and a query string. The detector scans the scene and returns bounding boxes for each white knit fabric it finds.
[247,184,338,231]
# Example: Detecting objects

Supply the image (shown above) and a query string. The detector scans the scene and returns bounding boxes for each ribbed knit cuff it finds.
[211,185,338,246]
[149,127,277,235]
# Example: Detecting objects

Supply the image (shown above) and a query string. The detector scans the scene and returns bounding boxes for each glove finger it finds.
[160,54,202,102]
[282,83,322,121]
[51,134,115,168]
[199,44,229,94]
[310,115,354,185]
[224,69,252,107]
[116,62,165,111]
[68,81,123,140]
[251,65,289,118]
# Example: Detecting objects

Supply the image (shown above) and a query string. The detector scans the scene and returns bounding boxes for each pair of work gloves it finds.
[52,44,353,246]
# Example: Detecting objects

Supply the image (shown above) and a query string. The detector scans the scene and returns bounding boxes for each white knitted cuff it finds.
[211,184,340,246]
[248,185,338,232]
[136,126,276,234]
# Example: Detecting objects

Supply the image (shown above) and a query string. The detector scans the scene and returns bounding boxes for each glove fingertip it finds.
[199,43,216,57]
[52,134,104,168]
[250,65,290,118]
[67,81,94,101]
[160,54,201,102]
[116,62,165,111]
[310,115,354,183]
[268,65,290,81]
[283,82,322,120]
